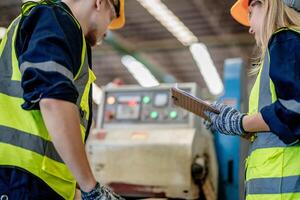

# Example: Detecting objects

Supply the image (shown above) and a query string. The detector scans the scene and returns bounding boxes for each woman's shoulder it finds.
[269,28,300,46]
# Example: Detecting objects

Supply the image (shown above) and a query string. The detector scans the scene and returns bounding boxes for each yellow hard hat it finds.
[230,0,250,26]
[109,0,125,29]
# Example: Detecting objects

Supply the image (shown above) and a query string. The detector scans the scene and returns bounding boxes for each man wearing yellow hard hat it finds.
[0,0,125,199]
[205,0,300,199]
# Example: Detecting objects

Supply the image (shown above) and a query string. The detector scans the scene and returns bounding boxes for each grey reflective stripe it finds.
[249,54,288,153]
[0,17,20,73]
[246,175,300,194]
[20,61,74,81]
[80,112,88,128]
[75,49,90,131]
[0,17,23,98]
[258,54,272,110]
[279,99,300,114]
[249,132,299,152]
[0,125,63,163]
[0,81,23,98]
[75,53,89,105]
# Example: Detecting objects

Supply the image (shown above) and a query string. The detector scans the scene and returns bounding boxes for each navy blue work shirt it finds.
[16,1,93,138]
[260,30,300,144]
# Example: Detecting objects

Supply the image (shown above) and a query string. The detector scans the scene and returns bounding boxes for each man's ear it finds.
[95,0,103,11]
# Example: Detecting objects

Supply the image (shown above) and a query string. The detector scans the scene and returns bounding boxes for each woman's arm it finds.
[259,30,300,143]
[242,113,270,133]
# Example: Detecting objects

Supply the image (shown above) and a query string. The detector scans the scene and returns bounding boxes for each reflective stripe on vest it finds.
[0,17,23,98]
[246,28,300,198]
[0,1,94,199]
[246,175,300,194]
[0,125,63,163]
[248,52,287,152]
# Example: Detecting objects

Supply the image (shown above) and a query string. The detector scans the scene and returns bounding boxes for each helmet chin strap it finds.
[283,0,300,11]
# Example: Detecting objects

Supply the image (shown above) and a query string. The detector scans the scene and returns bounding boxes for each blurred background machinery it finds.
[87,83,218,199]
[87,58,248,200]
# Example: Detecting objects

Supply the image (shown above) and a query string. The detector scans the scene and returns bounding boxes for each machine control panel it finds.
[91,83,217,200]
[101,87,192,126]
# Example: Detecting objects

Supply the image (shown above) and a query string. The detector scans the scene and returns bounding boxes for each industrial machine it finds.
[86,83,218,199]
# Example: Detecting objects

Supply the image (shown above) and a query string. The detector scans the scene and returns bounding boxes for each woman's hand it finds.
[205,102,247,136]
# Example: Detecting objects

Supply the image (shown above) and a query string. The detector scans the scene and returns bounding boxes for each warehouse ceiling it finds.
[0,0,256,97]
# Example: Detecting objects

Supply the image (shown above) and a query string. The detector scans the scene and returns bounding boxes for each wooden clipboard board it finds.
[170,87,220,121]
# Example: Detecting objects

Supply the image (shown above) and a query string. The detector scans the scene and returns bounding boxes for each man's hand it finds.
[205,102,247,136]
[81,182,125,200]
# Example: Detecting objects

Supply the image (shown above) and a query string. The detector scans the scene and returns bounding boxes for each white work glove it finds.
[81,182,125,200]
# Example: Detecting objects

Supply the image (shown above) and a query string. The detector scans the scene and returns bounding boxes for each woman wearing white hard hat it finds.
[205,0,300,199]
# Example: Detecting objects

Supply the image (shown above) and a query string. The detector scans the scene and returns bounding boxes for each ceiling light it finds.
[136,0,198,46]
[136,0,223,96]
[121,55,160,87]
[190,43,224,96]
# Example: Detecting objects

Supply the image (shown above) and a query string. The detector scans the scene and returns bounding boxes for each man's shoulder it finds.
[18,2,83,50]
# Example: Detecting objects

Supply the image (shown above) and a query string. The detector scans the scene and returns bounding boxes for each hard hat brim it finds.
[230,0,250,26]
[109,0,125,29]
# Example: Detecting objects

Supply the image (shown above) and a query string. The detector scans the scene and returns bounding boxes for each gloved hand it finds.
[81,182,125,200]
[204,102,247,136]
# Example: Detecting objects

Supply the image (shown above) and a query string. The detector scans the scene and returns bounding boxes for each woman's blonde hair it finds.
[251,0,300,75]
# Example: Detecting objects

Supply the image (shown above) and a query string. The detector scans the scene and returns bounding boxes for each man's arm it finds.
[39,98,96,192]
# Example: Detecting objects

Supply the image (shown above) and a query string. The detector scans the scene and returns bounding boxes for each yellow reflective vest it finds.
[246,27,300,200]
[0,1,95,199]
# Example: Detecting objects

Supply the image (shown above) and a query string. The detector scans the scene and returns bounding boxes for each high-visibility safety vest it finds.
[0,1,96,199]
[246,27,300,200]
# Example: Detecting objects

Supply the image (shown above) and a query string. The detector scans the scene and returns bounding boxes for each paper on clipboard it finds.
[170,85,220,121]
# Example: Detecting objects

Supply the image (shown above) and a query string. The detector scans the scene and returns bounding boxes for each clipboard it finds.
[170,86,220,121]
